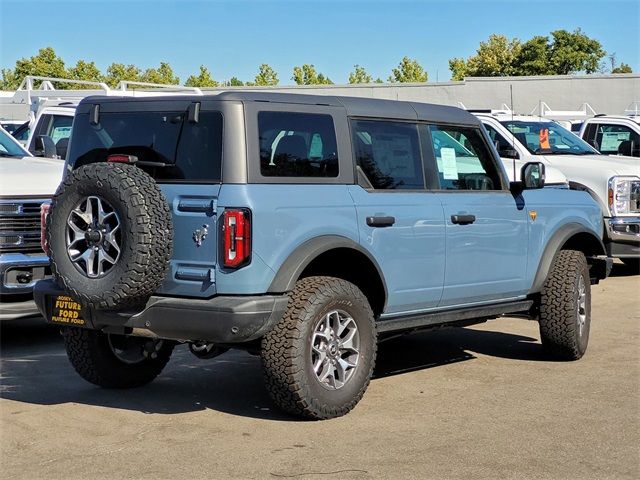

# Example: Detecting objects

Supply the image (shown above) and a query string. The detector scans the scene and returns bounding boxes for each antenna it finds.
[510,85,516,181]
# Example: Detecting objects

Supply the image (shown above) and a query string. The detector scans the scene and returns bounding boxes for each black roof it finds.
[77,91,479,126]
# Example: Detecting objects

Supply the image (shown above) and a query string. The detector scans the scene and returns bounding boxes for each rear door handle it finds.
[451,214,476,225]
[366,216,395,228]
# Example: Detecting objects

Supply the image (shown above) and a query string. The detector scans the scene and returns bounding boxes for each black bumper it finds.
[33,279,289,344]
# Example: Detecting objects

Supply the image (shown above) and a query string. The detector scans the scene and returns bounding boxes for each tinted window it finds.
[428,125,502,191]
[352,120,424,190]
[67,111,223,182]
[483,123,515,153]
[259,112,338,177]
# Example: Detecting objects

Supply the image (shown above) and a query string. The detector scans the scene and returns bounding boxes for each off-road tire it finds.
[47,163,172,310]
[539,250,591,360]
[62,327,174,388]
[261,276,377,419]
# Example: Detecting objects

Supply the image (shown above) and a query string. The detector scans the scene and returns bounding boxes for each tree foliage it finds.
[140,62,180,85]
[450,29,608,79]
[254,64,279,86]
[388,57,427,83]
[348,65,373,84]
[184,65,219,87]
[292,64,333,85]
[104,63,142,87]
[67,60,104,83]
[612,62,633,74]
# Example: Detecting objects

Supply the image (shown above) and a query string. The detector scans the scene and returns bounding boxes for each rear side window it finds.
[427,125,502,191]
[67,111,223,182]
[351,119,424,190]
[258,112,339,177]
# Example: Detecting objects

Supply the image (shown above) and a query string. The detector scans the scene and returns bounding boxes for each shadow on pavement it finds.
[609,261,640,278]
[1,320,542,421]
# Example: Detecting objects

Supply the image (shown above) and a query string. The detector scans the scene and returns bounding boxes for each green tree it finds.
[513,36,551,75]
[0,69,19,90]
[292,64,333,85]
[104,63,142,88]
[448,58,468,81]
[548,29,605,74]
[140,62,179,85]
[253,63,279,86]
[67,60,104,83]
[348,64,373,84]
[11,47,67,87]
[184,65,219,87]
[228,77,245,86]
[612,62,633,74]
[466,34,521,77]
[388,56,428,83]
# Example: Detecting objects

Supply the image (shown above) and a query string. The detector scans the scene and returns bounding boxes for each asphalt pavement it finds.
[1,262,638,480]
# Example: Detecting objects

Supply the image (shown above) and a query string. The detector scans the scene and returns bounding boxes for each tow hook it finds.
[189,341,229,359]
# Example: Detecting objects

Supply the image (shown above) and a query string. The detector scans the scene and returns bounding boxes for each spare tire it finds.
[47,163,172,310]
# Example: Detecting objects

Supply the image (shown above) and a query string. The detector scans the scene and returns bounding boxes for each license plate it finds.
[51,295,86,326]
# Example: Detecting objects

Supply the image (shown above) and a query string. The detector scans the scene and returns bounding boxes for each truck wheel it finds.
[62,327,174,388]
[261,276,377,419]
[47,163,172,310]
[539,250,591,360]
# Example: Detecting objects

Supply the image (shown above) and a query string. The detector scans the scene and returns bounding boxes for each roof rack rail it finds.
[529,101,597,119]
[115,80,202,95]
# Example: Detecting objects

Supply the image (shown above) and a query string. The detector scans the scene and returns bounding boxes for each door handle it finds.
[451,214,476,225]
[366,216,395,228]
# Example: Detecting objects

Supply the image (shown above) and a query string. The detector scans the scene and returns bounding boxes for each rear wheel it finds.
[539,250,591,360]
[62,327,174,388]
[261,276,377,419]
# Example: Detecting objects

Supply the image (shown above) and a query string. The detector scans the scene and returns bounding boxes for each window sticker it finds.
[601,131,630,152]
[441,147,458,180]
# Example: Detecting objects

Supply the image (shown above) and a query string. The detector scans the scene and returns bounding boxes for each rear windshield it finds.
[67,111,223,182]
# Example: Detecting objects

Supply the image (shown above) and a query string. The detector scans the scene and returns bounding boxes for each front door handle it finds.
[451,214,476,225]
[366,216,395,228]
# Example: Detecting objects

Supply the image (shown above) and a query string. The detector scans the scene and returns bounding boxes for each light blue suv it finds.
[34,92,611,419]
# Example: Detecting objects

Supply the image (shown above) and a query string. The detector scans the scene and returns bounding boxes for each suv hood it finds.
[0,156,64,197]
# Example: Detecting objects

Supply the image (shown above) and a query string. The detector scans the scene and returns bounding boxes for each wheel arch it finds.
[267,236,387,316]
[530,223,606,293]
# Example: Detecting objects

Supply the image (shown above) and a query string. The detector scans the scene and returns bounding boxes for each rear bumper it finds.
[0,298,40,321]
[33,279,289,344]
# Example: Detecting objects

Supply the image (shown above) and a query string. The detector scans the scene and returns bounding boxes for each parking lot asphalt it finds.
[1,262,638,480]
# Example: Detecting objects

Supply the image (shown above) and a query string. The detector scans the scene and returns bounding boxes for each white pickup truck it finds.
[476,112,640,268]
[0,125,64,320]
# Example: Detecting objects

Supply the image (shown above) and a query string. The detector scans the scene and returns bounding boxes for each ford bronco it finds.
[34,92,611,419]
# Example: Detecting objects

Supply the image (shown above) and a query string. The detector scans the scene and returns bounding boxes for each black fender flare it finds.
[530,222,606,293]
[267,235,388,298]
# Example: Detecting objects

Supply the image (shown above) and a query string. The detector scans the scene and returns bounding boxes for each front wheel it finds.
[539,250,591,360]
[261,276,377,419]
[62,328,174,388]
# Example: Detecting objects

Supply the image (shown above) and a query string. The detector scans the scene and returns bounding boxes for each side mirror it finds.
[521,162,545,189]
[499,147,519,159]
[34,135,59,158]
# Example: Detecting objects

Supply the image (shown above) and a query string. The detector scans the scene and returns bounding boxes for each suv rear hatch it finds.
[67,98,224,298]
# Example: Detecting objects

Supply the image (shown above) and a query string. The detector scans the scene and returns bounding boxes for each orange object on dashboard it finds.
[539,128,550,149]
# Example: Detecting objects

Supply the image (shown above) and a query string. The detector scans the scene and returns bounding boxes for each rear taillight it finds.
[40,203,51,254]
[221,208,251,268]
[107,154,138,164]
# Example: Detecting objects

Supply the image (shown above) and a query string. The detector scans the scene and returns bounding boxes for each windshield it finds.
[500,120,598,155]
[0,127,28,157]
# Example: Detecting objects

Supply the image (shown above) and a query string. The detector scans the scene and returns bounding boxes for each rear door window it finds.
[67,110,223,182]
[594,123,640,155]
[351,119,424,190]
[258,112,339,177]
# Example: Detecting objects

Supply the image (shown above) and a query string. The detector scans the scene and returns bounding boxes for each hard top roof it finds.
[77,91,480,126]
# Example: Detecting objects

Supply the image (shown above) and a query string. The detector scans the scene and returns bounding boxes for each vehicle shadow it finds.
[1,321,545,421]
[609,261,639,278]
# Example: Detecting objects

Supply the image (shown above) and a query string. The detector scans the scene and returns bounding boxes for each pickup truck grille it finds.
[0,199,49,253]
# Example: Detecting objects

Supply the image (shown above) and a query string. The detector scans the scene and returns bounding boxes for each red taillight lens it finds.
[222,209,251,268]
[40,203,51,255]
[107,154,138,164]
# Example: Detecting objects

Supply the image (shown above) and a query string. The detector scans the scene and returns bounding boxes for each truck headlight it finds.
[608,176,640,216]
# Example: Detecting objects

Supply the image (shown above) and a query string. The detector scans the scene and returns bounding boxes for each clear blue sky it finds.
[1,0,638,84]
